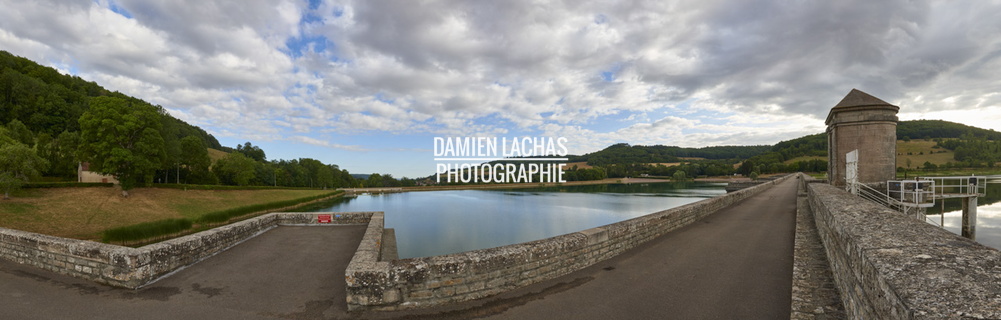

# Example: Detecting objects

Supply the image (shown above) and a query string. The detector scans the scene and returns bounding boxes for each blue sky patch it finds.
[599,63,622,82]
[103,0,133,19]
[374,93,395,104]
[307,0,322,11]
[284,34,330,58]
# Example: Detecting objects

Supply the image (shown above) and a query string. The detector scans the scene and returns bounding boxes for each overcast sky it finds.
[2,0,1000,178]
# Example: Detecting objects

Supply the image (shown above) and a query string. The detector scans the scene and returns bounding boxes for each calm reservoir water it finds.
[304,182,725,258]
[922,180,1001,251]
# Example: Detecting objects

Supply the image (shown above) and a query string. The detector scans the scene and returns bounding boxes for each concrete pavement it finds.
[1,225,365,319]
[363,177,799,319]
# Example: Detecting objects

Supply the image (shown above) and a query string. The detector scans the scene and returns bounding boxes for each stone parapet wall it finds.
[136,215,282,286]
[276,212,375,225]
[808,183,1001,319]
[345,174,795,311]
[0,227,143,287]
[0,212,376,289]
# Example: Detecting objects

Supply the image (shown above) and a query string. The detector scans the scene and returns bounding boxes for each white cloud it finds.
[1,0,999,167]
[288,135,369,152]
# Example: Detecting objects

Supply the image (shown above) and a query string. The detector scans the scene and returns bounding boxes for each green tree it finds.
[5,119,34,147]
[30,131,81,178]
[179,136,215,184]
[77,96,166,196]
[213,152,257,186]
[0,127,16,146]
[236,142,266,162]
[737,159,755,176]
[158,113,182,179]
[52,131,80,178]
[672,170,687,181]
[366,173,383,188]
[0,143,48,199]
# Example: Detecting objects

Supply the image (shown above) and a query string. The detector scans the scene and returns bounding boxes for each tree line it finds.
[934,135,1001,168]
[0,51,402,198]
[569,143,771,166]
[897,119,1001,141]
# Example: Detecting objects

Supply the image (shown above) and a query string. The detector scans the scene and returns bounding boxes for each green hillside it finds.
[0,50,374,190]
[898,119,1001,141]
[569,143,771,166]
[742,120,1001,174]
[0,51,221,149]
[511,119,1001,180]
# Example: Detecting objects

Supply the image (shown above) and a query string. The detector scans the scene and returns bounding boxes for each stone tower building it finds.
[826,89,899,187]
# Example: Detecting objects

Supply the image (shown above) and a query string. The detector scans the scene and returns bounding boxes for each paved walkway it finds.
[0,225,365,319]
[366,177,800,319]
[2,179,800,319]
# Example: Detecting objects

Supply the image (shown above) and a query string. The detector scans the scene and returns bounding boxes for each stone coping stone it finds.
[809,183,1001,319]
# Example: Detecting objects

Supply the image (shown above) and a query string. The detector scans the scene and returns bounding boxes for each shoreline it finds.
[341,176,751,194]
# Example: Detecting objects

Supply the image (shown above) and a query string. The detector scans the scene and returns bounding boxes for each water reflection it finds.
[305,182,725,258]
[922,182,1001,250]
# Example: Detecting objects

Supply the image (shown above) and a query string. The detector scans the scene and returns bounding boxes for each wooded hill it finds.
[0,51,222,149]
[744,120,1001,174]
[569,143,771,166]
[560,119,1001,179]
[0,50,385,191]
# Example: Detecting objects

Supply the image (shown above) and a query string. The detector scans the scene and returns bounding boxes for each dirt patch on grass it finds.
[0,187,331,241]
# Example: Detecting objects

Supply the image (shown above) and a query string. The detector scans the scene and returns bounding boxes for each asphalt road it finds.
[0,225,366,319]
[363,177,799,320]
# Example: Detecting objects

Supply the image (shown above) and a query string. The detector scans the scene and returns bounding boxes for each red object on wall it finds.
[318,214,332,223]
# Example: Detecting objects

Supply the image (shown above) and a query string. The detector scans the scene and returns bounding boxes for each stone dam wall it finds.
[344,174,796,311]
[808,181,1001,319]
[0,212,377,289]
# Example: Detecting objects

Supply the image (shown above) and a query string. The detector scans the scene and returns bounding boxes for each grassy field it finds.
[0,187,333,241]
[564,161,688,169]
[564,161,593,169]
[207,147,228,163]
[896,139,955,168]
[897,168,1001,178]
[784,156,825,164]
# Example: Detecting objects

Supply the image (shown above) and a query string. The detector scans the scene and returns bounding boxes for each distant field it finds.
[0,188,332,241]
[896,139,955,168]
[207,148,228,163]
[561,140,965,172]
[563,161,686,170]
[783,156,825,164]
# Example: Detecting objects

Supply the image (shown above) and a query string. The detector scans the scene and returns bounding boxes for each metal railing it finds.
[855,182,891,208]
[918,176,987,199]
[886,180,935,208]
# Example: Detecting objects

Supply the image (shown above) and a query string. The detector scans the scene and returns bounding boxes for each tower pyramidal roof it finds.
[826,88,899,125]
[833,88,894,109]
